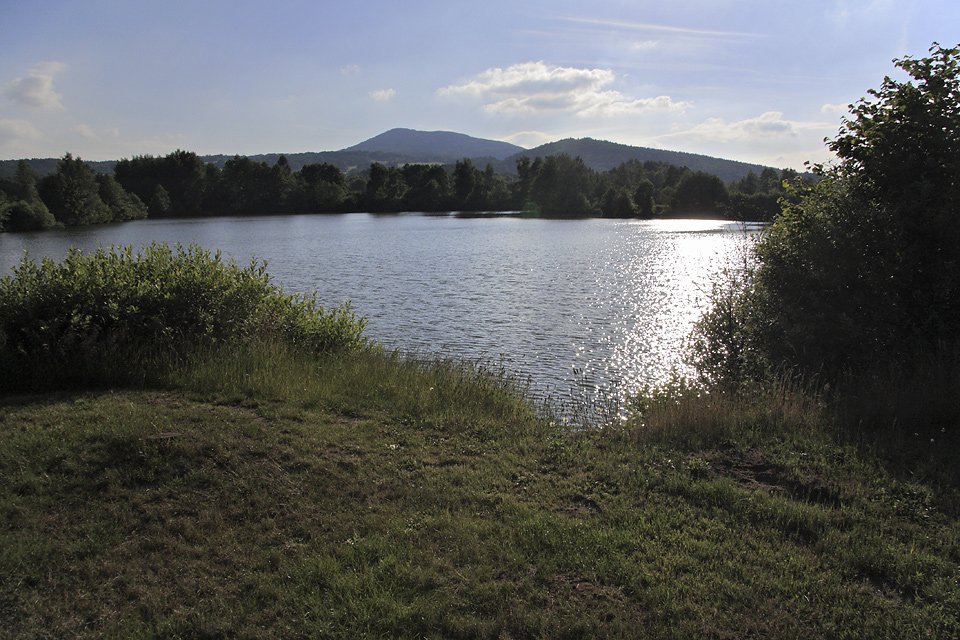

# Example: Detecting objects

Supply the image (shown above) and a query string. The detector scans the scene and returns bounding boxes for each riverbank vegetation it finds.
[1,144,799,233]
[1,244,957,638]
[2,45,959,638]
[0,244,367,393]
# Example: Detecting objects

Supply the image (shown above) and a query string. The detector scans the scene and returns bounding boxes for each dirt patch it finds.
[700,449,843,507]
[552,573,625,605]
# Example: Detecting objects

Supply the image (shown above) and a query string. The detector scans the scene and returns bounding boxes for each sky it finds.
[1,0,957,170]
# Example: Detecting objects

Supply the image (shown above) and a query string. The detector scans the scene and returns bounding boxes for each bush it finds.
[0,243,367,392]
[1,198,58,231]
[691,43,960,386]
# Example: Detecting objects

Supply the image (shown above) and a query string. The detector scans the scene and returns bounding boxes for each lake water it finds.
[0,214,755,404]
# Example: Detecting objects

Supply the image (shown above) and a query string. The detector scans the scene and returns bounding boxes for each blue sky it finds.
[1,0,956,170]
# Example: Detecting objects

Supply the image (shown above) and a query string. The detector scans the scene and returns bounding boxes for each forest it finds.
[0,148,800,232]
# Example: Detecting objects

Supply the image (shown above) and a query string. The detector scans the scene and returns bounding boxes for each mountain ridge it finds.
[1,129,779,183]
[342,128,524,161]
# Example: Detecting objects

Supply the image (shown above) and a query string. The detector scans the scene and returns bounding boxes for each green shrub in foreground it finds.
[0,243,367,392]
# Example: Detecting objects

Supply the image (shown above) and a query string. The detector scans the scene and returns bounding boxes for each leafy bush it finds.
[0,243,367,392]
[1,198,58,231]
[691,43,960,386]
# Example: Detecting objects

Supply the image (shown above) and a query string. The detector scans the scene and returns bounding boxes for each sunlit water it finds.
[0,214,756,404]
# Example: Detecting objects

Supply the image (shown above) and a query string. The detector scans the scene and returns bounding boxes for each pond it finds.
[0,213,757,404]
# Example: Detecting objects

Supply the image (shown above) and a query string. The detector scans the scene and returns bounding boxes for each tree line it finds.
[0,148,801,232]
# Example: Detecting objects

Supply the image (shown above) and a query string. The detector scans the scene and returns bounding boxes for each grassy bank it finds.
[1,245,958,638]
[2,343,958,639]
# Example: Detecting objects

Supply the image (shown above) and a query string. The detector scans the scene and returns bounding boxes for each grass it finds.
[1,341,958,639]
[1,244,958,638]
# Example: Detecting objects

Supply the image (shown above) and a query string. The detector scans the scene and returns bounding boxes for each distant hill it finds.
[1,129,779,183]
[511,138,774,183]
[343,128,524,161]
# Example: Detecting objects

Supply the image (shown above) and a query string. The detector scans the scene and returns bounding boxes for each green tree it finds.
[633,178,656,218]
[669,170,728,217]
[114,150,208,218]
[1,199,57,231]
[599,188,636,218]
[38,154,111,226]
[365,162,406,211]
[529,154,593,218]
[299,162,348,212]
[692,43,960,384]
[97,173,147,222]
[218,156,274,214]
[148,184,172,218]
[0,160,57,231]
[453,158,479,208]
[269,155,299,212]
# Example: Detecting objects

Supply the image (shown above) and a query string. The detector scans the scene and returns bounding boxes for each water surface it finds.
[0,214,755,402]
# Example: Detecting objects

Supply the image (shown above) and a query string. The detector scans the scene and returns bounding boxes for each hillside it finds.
[1,129,777,182]
[514,138,774,183]
[343,128,524,161]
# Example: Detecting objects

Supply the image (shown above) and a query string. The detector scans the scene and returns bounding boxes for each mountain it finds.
[342,128,524,161]
[1,129,778,183]
[193,129,525,174]
[511,138,774,184]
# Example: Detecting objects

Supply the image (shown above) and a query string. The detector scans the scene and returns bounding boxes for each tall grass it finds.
[623,372,824,448]
[177,341,543,432]
[623,344,960,489]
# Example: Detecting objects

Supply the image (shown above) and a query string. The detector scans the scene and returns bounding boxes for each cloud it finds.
[341,64,361,76]
[557,17,764,40]
[75,124,98,139]
[369,88,396,102]
[820,103,850,114]
[0,119,42,145]
[675,112,805,143]
[2,62,67,110]
[438,61,689,118]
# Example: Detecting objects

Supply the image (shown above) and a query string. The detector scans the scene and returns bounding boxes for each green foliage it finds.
[0,243,367,392]
[669,170,728,216]
[692,43,960,385]
[529,153,595,217]
[147,184,171,217]
[599,187,636,218]
[114,150,208,218]
[37,153,112,226]
[831,43,960,336]
[365,161,407,211]
[632,178,655,217]
[11,146,794,225]
[0,199,57,231]
[96,173,147,221]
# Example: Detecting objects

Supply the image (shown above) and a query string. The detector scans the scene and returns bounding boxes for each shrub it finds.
[691,43,960,387]
[0,243,367,392]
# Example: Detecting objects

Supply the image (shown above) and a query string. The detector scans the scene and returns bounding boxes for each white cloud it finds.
[820,102,850,114]
[438,61,689,118]
[75,124,98,139]
[341,64,360,76]
[630,40,659,52]
[369,88,396,102]
[2,62,67,110]
[0,118,42,145]
[676,112,806,143]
